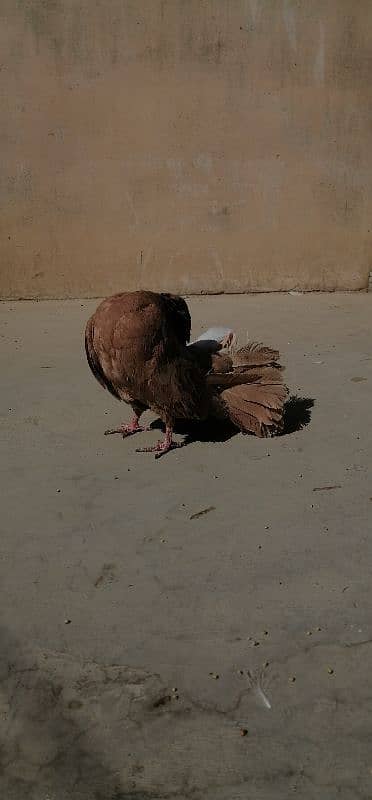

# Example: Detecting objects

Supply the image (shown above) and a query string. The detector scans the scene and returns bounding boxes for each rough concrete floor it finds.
[0,292,371,800]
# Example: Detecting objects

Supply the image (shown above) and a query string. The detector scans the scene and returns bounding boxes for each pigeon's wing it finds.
[85,291,206,420]
[84,291,166,402]
[85,309,121,400]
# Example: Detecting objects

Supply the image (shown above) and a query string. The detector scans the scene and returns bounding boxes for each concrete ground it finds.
[0,292,371,800]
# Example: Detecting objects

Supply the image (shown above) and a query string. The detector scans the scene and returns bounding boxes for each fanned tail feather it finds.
[207,340,284,389]
[231,341,281,368]
[221,382,288,437]
[206,339,288,436]
[207,364,284,388]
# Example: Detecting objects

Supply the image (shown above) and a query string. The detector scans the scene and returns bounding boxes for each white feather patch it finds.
[189,326,235,345]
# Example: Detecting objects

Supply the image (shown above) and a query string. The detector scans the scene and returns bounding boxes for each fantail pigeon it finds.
[85,291,288,457]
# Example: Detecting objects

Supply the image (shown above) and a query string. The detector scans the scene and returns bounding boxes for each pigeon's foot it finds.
[104,416,149,438]
[136,426,183,459]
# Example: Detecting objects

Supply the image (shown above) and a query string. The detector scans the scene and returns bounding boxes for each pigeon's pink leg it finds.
[136,425,183,459]
[104,414,150,438]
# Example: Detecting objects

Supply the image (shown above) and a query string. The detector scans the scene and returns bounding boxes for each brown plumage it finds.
[85,291,288,457]
[203,342,288,438]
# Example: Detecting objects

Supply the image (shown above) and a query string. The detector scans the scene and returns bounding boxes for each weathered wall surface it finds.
[1,1,371,298]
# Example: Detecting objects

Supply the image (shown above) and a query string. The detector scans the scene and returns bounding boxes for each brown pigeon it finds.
[85,291,288,457]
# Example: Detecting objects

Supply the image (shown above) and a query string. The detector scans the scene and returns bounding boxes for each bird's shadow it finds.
[281,396,315,436]
[150,396,315,446]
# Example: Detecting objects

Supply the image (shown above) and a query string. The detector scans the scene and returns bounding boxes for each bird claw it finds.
[154,442,183,460]
[136,440,184,459]
[104,422,149,437]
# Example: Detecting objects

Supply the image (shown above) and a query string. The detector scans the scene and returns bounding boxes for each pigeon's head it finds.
[161,293,191,344]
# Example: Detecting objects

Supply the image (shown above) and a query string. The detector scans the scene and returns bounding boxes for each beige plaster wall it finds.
[1,1,371,297]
